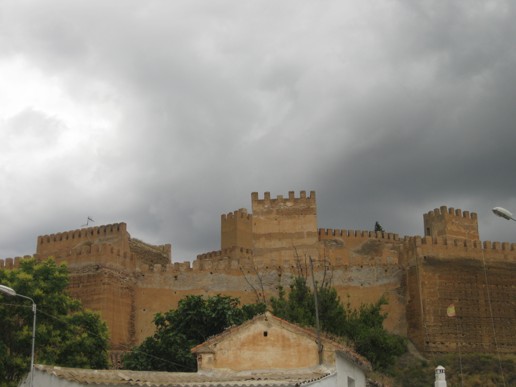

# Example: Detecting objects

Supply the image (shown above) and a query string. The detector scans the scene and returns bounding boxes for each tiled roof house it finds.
[23,365,333,387]
[191,312,370,373]
[21,312,371,387]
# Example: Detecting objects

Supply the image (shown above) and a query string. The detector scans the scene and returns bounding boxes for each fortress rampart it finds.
[1,192,514,358]
[0,256,32,269]
[37,223,129,254]
[39,243,137,270]
[319,228,399,241]
[319,228,401,266]
[196,246,253,261]
[403,230,516,354]
[404,236,516,264]
[406,256,515,354]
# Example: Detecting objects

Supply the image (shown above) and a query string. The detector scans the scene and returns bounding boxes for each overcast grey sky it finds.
[1,0,515,262]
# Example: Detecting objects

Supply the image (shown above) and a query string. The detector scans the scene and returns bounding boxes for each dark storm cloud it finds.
[1,1,515,261]
[312,1,516,242]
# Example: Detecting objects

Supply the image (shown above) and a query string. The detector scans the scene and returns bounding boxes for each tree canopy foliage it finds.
[123,295,266,372]
[271,276,406,372]
[374,221,385,232]
[0,258,110,386]
[270,277,347,336]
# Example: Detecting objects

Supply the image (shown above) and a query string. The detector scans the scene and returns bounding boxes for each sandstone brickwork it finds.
[1,191,514,358]
[404,236,516,354]
[423,206,479,240]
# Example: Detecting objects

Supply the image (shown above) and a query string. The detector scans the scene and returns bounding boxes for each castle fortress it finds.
[1,191,515,361]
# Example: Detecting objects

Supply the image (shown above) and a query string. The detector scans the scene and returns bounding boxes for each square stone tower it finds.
[251,191,318,263]
[423,206,479,240]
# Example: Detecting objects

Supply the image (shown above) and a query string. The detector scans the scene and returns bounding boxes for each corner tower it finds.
[423,206,479,240]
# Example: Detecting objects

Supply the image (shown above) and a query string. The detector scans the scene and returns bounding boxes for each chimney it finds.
[434,365,447,387]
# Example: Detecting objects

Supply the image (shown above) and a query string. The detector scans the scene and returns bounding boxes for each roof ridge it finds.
[191,311,349,354]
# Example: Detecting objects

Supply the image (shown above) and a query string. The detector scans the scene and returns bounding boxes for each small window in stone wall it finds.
[263,331,268,337]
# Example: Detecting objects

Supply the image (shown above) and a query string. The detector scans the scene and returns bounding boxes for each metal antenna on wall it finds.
[81,217,95,228]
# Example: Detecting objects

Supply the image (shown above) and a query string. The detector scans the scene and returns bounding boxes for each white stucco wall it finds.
[335,353,367,387]
[20,371,110,387]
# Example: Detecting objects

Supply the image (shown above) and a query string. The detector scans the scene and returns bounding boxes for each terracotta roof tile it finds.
[35,365,334,386]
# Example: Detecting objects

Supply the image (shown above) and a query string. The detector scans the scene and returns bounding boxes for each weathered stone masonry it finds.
[1,193,515,358]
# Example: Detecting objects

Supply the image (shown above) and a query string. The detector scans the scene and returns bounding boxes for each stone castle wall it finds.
[1,194,514,357]
[411,257,514,354]
[131,255,405,342]
[404,235,516,354]
[26,223,169,350]
[67,265,136,350]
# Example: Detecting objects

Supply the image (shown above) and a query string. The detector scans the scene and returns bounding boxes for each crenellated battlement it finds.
[424,206,477,221]
[318,228,399,241]
[0,256,32,270]
[423,205,479,240]
[196,246,253,261]
[221,208,252,222]
[403,235,516,264]
[36,223,130,262]
[38,223,128,245]
[412,235,516,251]
[251,190,316,209]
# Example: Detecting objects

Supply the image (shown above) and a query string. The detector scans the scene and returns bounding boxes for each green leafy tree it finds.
[344,297,406,371]
[374,221,385,232]
[271,276,405,372]
[0,258,110,386]
[271,277,316,327]
[317,285,348,336]
[123,295,265,372]
[271,277,347,336]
